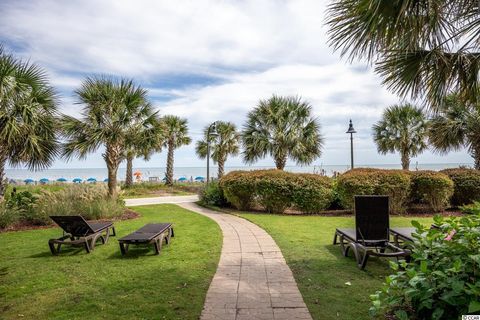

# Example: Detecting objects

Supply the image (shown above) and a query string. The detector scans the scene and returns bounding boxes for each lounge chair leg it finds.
[111,227,116,237]
[49,241,57,255]
[359,251,369,270]
[103,228,110,244]
[153,241,161,255]
[333,233,338,245]
[170,227,174,238]
[119,243,126,255]
[84,240,91,253]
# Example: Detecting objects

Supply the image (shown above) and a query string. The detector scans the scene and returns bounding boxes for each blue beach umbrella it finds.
[39,178,49,184]
[24,178,35,184]
[162,177,167,181]
[103,178,109,182]
[72,178,83,183]
[56,177,67,182]
[87,177,97,183]
[194,176,205,181]
[178,177,188,182]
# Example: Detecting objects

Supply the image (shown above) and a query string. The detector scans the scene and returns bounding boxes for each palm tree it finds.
[429,95,480,169]
[0,46,60,198]
[327,1,480,106]
[372,104,428,170]
[242,95,323,170]
[162,115,191,186]
[62,76,159,197]
[123,118,164,187]
[196,121,240,179]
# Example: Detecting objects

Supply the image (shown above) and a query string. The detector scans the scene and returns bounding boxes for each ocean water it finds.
[5,163,473,182]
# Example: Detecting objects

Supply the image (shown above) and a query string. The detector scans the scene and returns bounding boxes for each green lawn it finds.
[237,213,434,320]
[0,204,222,320]
[120,183,201,198]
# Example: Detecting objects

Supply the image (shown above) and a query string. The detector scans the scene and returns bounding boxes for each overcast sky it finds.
[0,0,472,169]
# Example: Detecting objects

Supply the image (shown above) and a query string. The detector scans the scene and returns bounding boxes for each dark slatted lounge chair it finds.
[118,223,174,255]
[333,195,410,269]
[390,224,439,247]
[49,215,116,255]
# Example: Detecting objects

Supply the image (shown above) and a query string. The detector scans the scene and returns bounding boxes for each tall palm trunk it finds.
[274,154,287,170]
[218,156,225,179]
[166,139,174,186]
[0,153,7,200]
[472,146,480,170]
[105,144,121,198]
[401,150,410,170]
[125,153,134,187]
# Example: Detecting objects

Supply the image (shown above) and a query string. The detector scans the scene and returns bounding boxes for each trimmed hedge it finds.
[440,168,480,206]
[337,168,411,214]
[220,170,334,213]
[409,171,454,212]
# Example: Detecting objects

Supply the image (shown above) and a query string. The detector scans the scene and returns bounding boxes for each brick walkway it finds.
[179,203,312,320]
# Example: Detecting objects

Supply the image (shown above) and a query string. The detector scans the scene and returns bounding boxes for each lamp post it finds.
[346,119,356,169]
[206,121,217,185]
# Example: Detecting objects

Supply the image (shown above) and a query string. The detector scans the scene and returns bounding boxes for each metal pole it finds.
[207,137,210,185]
[350,133,354,169]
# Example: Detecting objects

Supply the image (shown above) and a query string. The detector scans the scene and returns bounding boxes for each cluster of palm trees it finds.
[0,47,191,198]
[373,98,480,171]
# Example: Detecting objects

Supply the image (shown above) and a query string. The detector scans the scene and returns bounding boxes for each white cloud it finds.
[0,0,472,169]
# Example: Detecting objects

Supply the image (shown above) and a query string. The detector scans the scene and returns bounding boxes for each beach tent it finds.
[87,177,97,183]
[39,178,49,184]
[194,176,205,181]
[178,177,188,182]
[56,178,67,182]
[72,178,83,183]
[24,178,35,184]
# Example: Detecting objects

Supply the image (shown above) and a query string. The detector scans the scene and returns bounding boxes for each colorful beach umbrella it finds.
[56,177,67,182]
[178,177,187,182]
[73,178,83,183]
[194,176,205,181]
[87,177,97,182]
[24,178,35,184]
[39,178,49,184]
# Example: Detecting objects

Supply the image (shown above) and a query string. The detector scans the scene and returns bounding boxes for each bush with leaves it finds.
[440,168,480,206]
[292,173,334,213]
[220,171,256,210]
[253,170,293,213]
[370,214,480,320]
[336,169,411,214]
[410,171,454,212]
[198,181,228,207]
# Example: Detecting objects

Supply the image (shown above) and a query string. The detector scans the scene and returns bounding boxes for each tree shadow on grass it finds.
[107,246,162,259]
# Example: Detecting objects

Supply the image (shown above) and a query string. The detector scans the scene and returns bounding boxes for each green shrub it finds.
[199,181,228,207]
[0,202,18,229]
[292,174,334,213]
[336,169,411,214]
[6,191,39,224]
[440,168,480,206]
[253,170,293,213]
[410,171,453,212]
[370,214,480,319]
[33,184,125,225]
[220,171,256,210]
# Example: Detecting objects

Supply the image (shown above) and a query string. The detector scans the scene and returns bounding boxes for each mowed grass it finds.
[0,204,222,320]
[237,213,434,320]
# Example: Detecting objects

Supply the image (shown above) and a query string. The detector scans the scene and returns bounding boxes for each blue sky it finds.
[0,0,472,169]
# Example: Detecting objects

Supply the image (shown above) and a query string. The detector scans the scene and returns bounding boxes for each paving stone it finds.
[236,308,274,320]
[273,307,312,320]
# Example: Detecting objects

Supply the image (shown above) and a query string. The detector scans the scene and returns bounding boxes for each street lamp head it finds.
[346,119,356,134]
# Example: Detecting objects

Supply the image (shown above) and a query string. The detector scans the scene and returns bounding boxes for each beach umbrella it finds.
[24,178,35,184]
[194,176,205,181]
[56,177,67,182]
[87,177,97,183]
[162,177,167,181]
[178,177,188,182]
[103,178,109,182]
[72,178,83,183]
[39,178,49,184]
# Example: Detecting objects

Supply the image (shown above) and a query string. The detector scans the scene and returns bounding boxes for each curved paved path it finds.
[178,203,312,320]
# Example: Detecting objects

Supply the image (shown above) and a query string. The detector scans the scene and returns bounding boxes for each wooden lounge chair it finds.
[49,215,116,255]
[118,223,174,255]
[333,195,410,269]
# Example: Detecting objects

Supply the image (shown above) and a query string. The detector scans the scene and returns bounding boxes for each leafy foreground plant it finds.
[370,214,480,320]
